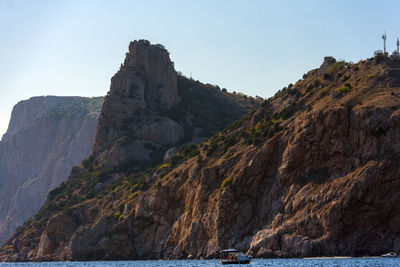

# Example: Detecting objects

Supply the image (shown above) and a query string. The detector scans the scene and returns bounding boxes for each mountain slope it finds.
[0,96,103,245]
[0,40,258,261]
[3,49,400,261]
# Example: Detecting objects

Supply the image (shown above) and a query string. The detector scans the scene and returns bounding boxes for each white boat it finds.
[220,248,252,264]
[381,252,397,257]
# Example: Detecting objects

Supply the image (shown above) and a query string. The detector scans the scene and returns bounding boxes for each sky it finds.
[0,0,399,138]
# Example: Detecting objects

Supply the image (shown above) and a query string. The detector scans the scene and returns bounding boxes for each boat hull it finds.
[221,259,251,264]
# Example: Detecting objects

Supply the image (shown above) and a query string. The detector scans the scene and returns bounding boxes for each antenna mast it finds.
[382,32,387,53]
[397,38,399,53]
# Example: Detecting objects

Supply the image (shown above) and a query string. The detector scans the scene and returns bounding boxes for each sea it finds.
[0,258,399,267]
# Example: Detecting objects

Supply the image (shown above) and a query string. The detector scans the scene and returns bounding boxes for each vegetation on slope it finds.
[17,78,259,229]
[5,55,400,260]
[11,58,350,229]
[168,75,258,141]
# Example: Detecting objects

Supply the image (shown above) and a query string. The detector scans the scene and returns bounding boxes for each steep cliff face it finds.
[94,41,179,168]
[3,47,400,262]
[0,96,103,245]
[0,40,257,262]
[94,39,255,170]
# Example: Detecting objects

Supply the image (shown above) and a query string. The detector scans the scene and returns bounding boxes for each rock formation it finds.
[5,45,400,262]
[318,56,337,74]
[0,40,256,261]
[0,96,103,245]
[94,39,254,170]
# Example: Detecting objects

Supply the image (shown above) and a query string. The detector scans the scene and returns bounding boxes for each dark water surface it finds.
[0,258,399,266]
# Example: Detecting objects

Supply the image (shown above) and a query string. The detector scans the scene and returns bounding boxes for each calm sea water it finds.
[0,258,399,267]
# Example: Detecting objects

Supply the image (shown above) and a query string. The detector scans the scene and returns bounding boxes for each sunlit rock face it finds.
[0,96,102,245]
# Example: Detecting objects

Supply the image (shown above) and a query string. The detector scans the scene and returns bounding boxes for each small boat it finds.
[220,248,252,264]
[381,252,397,257]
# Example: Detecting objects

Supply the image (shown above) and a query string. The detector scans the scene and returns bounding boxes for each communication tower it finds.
[382,32,387,54]
[393,38,400,58]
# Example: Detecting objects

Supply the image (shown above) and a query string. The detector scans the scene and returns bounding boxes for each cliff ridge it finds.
[3,45,399,261]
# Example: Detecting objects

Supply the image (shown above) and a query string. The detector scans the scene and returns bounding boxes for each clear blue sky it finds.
[0,0,398,137]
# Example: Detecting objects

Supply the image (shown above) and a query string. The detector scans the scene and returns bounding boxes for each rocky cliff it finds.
[3,45,400,262]
[94,40,254,170]
[94,41,179,168]
[0,96,103,245]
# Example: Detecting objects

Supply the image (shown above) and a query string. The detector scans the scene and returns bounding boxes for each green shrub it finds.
[180,144,199,158]
[223,134,240,151]
[81,156,93,168]
[276,103,296,120]
[184,202,191,213]
[337,86,350,94]
[158,163,170,170]
[342,75,350,82]
[220,177,233,190]
[170,154,184,167]
[336,82,352,95]
[128,192,139,200]
[371,127,386,137]
[245,136,259,145]
[196,155,203,165]
[287,88,302,98]
[206,139,218,156]
[327,61,350,74]
[202,144,209,152]
[318,87,329,98]
[113,212,123,222]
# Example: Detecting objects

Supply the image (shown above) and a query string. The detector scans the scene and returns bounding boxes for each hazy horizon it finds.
[1,0,400,137]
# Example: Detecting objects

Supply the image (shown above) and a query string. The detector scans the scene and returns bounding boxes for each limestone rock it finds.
[0,96,102,245]
[135,118,184,146]
[18,104,400,260]
[93,40,181,169]
[124,40,179,111]
[93,40,253,170]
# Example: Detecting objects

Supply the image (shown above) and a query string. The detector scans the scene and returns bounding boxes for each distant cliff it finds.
[0,96,103,245]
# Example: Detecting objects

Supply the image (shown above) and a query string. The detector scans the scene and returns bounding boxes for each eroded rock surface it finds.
[93,39,254,170]
[0,96,102,245]
[93,40,180,169]
[4,46,399,261]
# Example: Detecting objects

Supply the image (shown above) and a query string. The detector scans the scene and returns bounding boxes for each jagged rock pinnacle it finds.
[93,40,182,168]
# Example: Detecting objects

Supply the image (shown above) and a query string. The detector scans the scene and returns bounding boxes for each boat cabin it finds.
[220,248,251,264]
